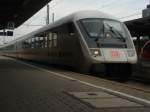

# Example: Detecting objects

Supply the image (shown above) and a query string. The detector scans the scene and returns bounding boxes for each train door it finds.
[47,29,59,64]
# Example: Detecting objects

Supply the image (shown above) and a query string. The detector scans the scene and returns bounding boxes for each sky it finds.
[0,0,149,44]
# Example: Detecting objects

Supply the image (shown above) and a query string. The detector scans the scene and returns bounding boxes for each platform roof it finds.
[125,16,150,37]
[0,0,51,29]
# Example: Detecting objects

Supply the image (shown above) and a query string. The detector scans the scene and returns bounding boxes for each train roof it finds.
[0,10,119,48]
[45,10,119,28]
[68,10,119,21]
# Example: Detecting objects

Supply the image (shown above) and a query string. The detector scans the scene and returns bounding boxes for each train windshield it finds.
[80,19,104,38]
[80,19,126,42]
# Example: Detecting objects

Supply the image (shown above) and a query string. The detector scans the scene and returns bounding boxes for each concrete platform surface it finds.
[0,56,149,112]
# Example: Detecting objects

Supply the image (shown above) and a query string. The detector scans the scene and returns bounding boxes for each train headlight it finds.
[127,50,135,57]
[90,49,101,57]
[94,51,99,55]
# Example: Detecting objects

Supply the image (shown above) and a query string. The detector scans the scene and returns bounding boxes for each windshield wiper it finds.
[105,24,126,42]
[115,36,126,42]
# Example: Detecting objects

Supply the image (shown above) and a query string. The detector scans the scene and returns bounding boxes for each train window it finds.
[39,37,44,48]
[32,38,34,42]
[67,23,75,36]
[23,40,29,49]
[26,39,30,48]
[22,40,25,48]
[43,37,45,48]
[28,39,32,48]
[24,40,27,48]
[35,33,47,48]
[44,37,48,48]
[31,37,35,48]
[80,19,103,38]
[35,37,39,48]
[48,33,52,48]
[53,33,58,47]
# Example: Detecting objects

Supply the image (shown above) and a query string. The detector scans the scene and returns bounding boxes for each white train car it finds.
[0,10,137,79]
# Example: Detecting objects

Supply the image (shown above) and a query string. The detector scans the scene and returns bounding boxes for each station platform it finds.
[0,56,149,112]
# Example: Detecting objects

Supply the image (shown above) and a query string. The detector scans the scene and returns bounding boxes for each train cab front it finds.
[77,18,137,78]
[78,18,137,63]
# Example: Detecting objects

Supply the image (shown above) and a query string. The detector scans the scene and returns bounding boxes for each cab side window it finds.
[67,23,75,36]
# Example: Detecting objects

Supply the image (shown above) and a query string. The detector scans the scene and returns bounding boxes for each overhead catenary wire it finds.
[111,0,142,15]
[22,24,44,26]
[98,0,148,20]
[99,0,122,9]
[98,0,147,21]
[22,0,150,26]
[49,0,64,10]
[28,0,63,25]
[119,12,141,19]
[23,0,59,26]
[99,0,137,10]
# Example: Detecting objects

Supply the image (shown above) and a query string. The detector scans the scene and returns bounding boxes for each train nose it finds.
[102,48,128,62]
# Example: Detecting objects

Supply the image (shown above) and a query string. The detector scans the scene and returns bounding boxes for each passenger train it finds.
[0,11,137,79]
